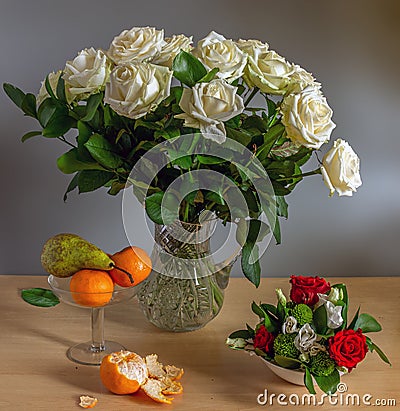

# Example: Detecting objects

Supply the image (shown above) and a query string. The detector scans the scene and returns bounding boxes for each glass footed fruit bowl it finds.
[48,274,138,366]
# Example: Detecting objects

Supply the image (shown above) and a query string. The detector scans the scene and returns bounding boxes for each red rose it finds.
[253,325,275,355]
[290,275,331,306]
[328,329,368,371]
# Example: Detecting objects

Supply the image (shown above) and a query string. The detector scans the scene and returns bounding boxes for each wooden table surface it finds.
[0,276,398,410]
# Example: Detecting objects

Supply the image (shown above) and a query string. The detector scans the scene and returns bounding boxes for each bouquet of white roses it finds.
[3,27,362,286]
[227,275,390,394]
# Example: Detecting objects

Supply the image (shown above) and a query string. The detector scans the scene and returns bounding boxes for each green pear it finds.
[41,233,114,277]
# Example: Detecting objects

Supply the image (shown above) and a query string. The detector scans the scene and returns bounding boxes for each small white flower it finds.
[316,287,341,307]
[325,301,344,329]
[175,78,244,143]
[282,316,298,334]
[321,138,362,197]
[294,323,317,353]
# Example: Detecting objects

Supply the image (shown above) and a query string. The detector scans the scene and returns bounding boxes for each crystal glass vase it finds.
[137,219,238,332]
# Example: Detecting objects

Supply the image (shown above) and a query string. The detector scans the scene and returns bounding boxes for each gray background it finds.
[1,0,399,276]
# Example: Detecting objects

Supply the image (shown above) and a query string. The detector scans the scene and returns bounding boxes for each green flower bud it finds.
[291,303,313,326]
[276,288,287,307]
[309,351,336,377]
[273,333,300,359]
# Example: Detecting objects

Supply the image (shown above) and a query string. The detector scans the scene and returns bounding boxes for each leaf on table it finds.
[21,288,60,307]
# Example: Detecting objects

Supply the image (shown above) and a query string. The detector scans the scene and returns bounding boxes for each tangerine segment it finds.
[109,246,152,287]
[69,269,114,307]
[100,351,148,395]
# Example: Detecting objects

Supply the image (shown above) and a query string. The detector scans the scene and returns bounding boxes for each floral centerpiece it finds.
[4,27,362,330]
[227,275,390,394]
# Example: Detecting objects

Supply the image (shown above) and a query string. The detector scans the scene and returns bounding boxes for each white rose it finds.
[294,323,317,353]
[286,64,321,94]
[236,38,269,57]
[321,138,362,196]
[175,79,244,143]
[108,26,164,64]
[104,62,172,119]
[37,70,74,106]
[280,85,336,149]
[63,48,110,99]
[243,49,295,94]
[152,34,193,68]
[192,31,247,82]
[282,316,298,334]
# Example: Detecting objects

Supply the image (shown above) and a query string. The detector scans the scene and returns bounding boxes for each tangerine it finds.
[100,351,148,395]
[69,269,114,307]
[109,246,152,287]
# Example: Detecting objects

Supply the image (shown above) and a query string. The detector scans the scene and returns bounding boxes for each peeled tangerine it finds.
[100,351,184,405]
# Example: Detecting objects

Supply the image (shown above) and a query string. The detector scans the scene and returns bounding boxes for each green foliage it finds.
[354,313,382,333]
[273,333,299,359]
[309,352,336,377]
[21,288,60,307]
[291,303,313,326]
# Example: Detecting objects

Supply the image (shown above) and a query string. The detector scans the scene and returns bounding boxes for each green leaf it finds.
[21,93,37,118]
[304,367,316,394]
[84,133,123,169]
[348,306,360,330]
[45,75,57,100]
[3,83,26,108]
[38,99,59,127]
[172,155,193,169]
[199,67,220,83]
[197,155,226,165]
[56,76,66,102]
[57,148,106,174]
[172,50,207,87]
[228,329,252,339]
[313,304,328,334]
[257,124,285,161]
[274,355,301,369]
[275,196,288,218]
[81,93,103,121]
[21,288,60,307]
[241,242,260,287]
[354,313,382,333]
[42,115,75,137]
[226,127,252,146]
[21,131,41,142]
[78,170,114,193]
[314,369,340,395]
[272,215,281,244]
[251,301,266,318]
[63,173,79,201]
[260,303,278,317]
[366,338,391,365]
[145,192,179,225]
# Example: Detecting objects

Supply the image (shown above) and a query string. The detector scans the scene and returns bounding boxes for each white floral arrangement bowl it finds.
[227,275,390,394]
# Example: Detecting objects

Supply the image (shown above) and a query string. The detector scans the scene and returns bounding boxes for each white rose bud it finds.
[37,70,73,106]
[152,34,193,68]
[104,62,172,119]
[280,85,336,149]
[243,49,294,95]
[63,48,111,99]
[275,288,287,307]
[294,323,317,353]
[321,138,362,197]
[175,79,244,143]
[192,31,247,82]
[108,26,164,64]
[286,64,321,94]
[282,316,298,334]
